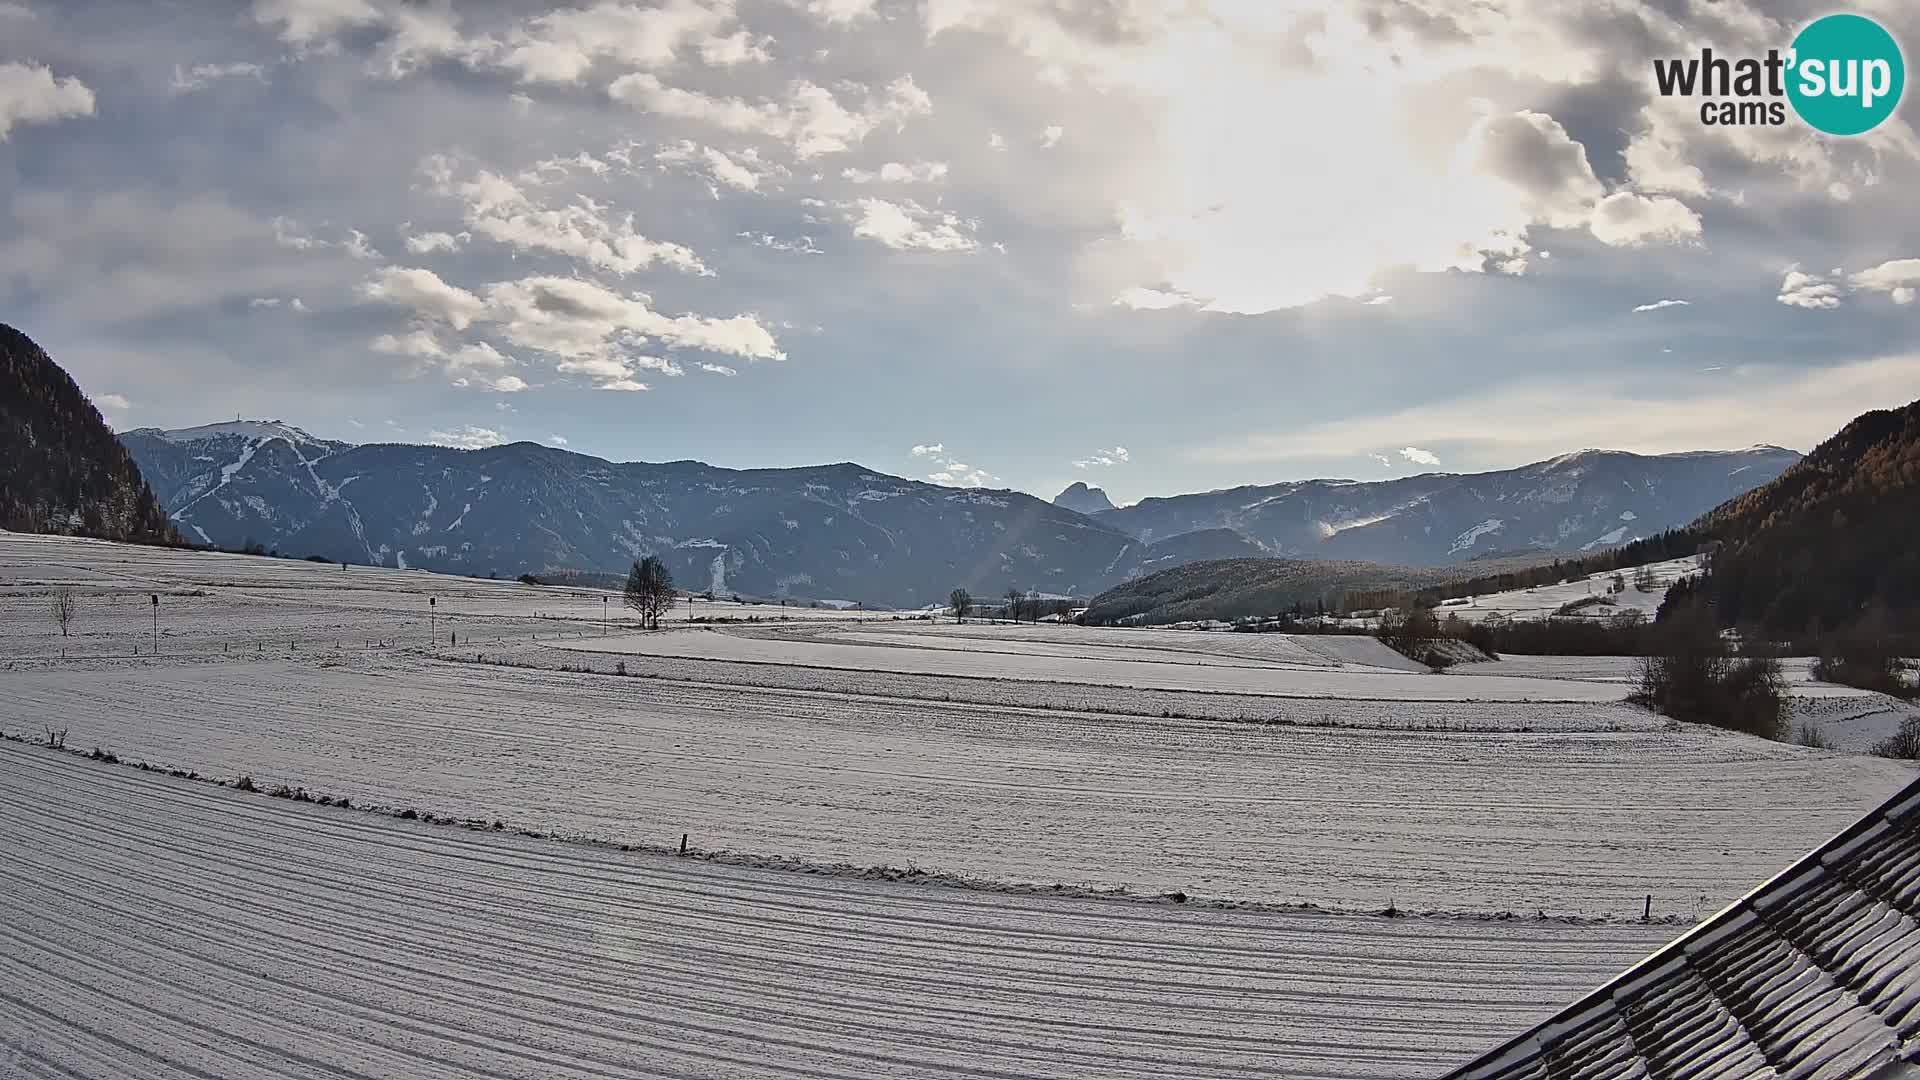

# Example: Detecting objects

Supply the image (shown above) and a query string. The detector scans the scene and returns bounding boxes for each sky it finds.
[2,0,1918,506]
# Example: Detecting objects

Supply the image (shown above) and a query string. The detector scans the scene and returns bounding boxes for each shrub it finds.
[1873,718,1920,760]
[1791,721,1835,750]
[1630,608,1787,741]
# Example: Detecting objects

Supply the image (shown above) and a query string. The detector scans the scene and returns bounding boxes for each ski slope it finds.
[0,742,1680,1080]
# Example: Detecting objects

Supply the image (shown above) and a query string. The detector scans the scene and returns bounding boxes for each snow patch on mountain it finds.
[1449,518,1506,554]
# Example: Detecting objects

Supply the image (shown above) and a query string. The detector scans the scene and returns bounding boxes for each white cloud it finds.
[609,74,931,159]
[487,375,528,393]
[169,62,267,94]
[360,266,486,329]
[1588,192,1702,248]
[655,140,784,193]
[1777,268,1843,311]
[1072,445,1130,468]
[1112,286,1195,310]
[841,161,948,184]
[482,274,783,361]
[911,443,944,457]
[846,197,979,252]
[252,0,383,47]
[738,231,821,254]
[1039,124,1063,149]
[404,230,469,254]
[0,62,95,141]
[426,425,507,450]
[1187,354,1920,467]
[698,361,738,376]
[1398,446,1442,467]
[1632,299,1690,313]
[1850,259,1920,303]
[546,433,569,446]
[494,0,742,84]
[437,165,707,276]
[95,393,131,410]
[797,0,877,24]
[446,341,509,370]
[1368,453,1392,467]
[370,329,446,358]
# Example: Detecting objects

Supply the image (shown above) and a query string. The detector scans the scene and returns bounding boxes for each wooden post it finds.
[1644,894,1652,920]
[679,833,688,856]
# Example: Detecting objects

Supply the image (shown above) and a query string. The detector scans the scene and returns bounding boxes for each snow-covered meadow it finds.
[2,532,1913,1077]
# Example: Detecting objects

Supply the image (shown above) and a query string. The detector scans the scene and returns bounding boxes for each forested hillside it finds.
[1687,399,1920,635]
[0,324,176,544]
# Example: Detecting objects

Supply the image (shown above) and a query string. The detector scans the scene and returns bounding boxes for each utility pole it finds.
[602,595,608,636]
[429,595,436,644]
[150,594,159,655]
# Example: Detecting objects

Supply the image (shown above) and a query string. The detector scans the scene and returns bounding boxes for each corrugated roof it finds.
[1441,772,1920,1080]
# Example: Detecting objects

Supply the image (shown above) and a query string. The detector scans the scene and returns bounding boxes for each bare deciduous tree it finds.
[51,587,76,637]
[948,588,972,624]
[624,556,675,630]
[1004,588,1023,624]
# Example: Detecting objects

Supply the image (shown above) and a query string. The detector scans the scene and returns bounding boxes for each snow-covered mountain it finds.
[119,425,1206,606]
[1094,447,1801,565]
[118,423,1798,605]
[1053,482,1116,515]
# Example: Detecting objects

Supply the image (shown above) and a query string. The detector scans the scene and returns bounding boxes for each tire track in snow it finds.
[0,744,1676,1079]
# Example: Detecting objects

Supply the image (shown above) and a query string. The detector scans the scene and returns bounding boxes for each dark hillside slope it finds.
[1692,399,1920,634]
[0,324,176,543]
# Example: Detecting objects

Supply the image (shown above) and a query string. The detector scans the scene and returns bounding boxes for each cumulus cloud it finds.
[610,73,931,159]
[846,197,978,252]
[1776,268,1843,311]
[796,0,877,24]
[169,62,268,94]
[481,274,783,362]
[546,433,569,446]
[403,230,469,254]
[1589,192,1703,248]
[95,393,132,410]
[911,441,997,487]
[655,140,785,193]
[360,266,486,329]
[910,443,944,457]
[1850,259,1920,305]
[1039,124,1063,149]
[426,425,507,450]
[1072,445,1130,468]
[1398,446,1442,467]
[1632,299,1690,313]
[1112,287,1195,310]
[841,161,948,184]
[252,0,383,47]
[432,164,708,276]
[698,361,738,376]
[0,62,95,141]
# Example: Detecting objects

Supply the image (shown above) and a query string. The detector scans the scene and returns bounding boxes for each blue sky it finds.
[3,0,1917,505]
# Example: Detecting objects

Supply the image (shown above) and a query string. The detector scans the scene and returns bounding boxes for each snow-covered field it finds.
[2,533,1914,1077]
[1434,555,1703,623]
[555,624,1629,701]
[4,653,1908,916]
[0,743,1680,1079]
[0,531,895,657]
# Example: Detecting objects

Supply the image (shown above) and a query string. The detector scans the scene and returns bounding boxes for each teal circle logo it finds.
[1787,14,1905,135]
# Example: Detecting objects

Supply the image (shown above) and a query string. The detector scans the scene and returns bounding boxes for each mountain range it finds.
[117,416,1795,607]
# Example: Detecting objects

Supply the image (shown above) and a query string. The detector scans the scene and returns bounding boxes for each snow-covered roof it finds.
[1442,773,1920,1079]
